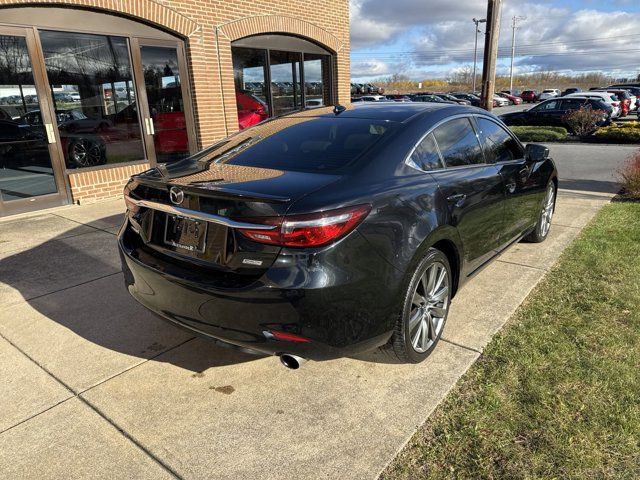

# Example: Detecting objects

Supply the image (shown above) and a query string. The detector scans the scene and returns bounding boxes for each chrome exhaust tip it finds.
[280,354,307,369]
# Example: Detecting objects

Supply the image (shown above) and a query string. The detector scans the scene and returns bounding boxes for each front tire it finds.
[525,181,556,243]
[387,248,452,363]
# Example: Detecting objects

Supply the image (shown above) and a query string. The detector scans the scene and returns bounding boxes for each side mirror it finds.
[525,143,549,163]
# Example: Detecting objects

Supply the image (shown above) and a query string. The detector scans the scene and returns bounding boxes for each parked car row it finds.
[351,83,383,95]
[351,91,515,108]
[242,82,323,96]
[512,84,640,116]
[499,96,613,131]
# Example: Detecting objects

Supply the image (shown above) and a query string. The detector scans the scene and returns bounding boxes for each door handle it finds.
[446,193,467,207]
[44,123,56,144]
[144,117,155,135]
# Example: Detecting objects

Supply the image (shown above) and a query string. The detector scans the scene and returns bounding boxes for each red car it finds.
[596,90,632,117]
[497,92,522,105]
[520,90,539,103]
[236,91,269,130]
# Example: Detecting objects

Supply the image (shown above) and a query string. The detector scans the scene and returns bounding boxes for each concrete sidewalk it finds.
[0,145,631,479]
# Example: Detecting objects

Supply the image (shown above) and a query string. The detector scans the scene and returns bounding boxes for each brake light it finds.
[237,204,371,247]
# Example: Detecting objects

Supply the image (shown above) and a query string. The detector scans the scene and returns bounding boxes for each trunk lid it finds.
[126,163,341,274]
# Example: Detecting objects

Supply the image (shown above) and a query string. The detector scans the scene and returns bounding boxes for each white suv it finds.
[538,89,561,101]
[564,92,622,118]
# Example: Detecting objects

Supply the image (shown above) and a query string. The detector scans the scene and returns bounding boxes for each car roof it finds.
[281,103,479,124]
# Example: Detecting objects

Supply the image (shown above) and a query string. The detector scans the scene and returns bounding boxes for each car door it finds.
[558,98,585,118]
[532,99,562,126]
[426,116,505,276]
[474,116,542,246]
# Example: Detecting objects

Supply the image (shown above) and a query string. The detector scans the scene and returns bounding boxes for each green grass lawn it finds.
[382,202,640,480]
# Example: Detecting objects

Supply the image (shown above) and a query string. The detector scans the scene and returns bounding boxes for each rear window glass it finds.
[216,118,394,173]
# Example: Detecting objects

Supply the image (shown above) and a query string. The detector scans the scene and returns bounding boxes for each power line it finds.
[350,32,640,56]
[352,48,640,63]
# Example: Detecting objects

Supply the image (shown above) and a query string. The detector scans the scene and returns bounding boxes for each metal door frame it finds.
[0,24,71,216]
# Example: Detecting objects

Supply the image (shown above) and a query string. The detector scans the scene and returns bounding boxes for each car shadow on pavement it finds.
[0,222,262,373]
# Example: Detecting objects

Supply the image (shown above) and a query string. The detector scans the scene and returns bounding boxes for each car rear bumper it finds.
[118,217,401,361]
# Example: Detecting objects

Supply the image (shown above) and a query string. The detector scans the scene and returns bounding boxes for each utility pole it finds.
[472,17,486,93]
[509,15,526,93]
[480,0,503,111]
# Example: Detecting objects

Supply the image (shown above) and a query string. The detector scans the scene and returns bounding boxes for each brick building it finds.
[0,0,350,216]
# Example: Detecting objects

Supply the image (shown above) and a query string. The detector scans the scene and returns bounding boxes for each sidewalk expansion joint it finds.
[440,338,482,355]
[0,331,192,479]
[496,259,548,272]
[14,271,123,305]
[50,212,120,236]
[552,223,583,230]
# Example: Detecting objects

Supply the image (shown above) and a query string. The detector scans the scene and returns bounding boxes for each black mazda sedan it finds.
[118,103,557,368]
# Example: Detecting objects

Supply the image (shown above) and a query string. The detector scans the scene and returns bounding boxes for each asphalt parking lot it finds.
[0,143,636,479]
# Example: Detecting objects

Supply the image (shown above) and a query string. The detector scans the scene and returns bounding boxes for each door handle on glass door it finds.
[44,123,56,144]
[144,118,155,135]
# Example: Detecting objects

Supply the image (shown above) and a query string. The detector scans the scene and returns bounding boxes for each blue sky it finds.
[349,0,640,81]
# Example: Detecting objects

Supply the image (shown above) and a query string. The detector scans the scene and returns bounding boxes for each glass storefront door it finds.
[136,42,194,163]
[0,27,68,216]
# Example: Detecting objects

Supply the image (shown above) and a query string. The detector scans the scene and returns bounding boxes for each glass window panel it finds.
[433,118,485,167]
[0,35,58,201]
[303,53,331,109]
[269,50,301,117]
[39,30,145,169]
[231,47,269,130]
[140,46,190,163]
[476,118,524,163]
[409,133,444,171]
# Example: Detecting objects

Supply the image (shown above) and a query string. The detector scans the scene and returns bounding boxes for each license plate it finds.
[163,214,208,253]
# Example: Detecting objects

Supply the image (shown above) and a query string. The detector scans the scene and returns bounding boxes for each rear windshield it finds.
[215,117,395,173]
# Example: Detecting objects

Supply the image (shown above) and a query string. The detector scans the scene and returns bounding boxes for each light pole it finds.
[509,16,526,93]
[472,18,486,93]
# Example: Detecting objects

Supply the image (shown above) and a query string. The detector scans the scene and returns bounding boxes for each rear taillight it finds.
[236,204,371,248]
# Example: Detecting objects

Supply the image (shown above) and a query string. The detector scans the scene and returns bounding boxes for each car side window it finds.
[409,132,444,171]
[536,100,560,110]
[476,118,524,163]
[560,99,584,110]
[432,117,485,167]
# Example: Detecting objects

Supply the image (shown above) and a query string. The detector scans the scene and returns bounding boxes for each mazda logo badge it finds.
[169,187,184,205]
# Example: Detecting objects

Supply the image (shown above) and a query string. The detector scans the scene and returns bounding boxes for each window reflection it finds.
[0,34,58,201]
[270,50,302,116]
[231,41,333,129]
[303,53,331,108]
[39,31,145,169]
[232,47,269,130]
[140,46,190,163]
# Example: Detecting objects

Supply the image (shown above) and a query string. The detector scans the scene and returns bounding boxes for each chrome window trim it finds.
[125,196,277,230]
[404,113,491,174]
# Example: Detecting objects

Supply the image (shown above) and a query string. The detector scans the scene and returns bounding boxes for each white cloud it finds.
[350,1,640,78]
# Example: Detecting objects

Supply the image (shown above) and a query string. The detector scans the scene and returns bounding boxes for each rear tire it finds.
[525,181,556,243]
[386,248,452,363]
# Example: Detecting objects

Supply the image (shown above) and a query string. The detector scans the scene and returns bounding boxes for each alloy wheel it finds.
[408,261,449,353]
[71,139,103,168]
[540,184,555,237]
